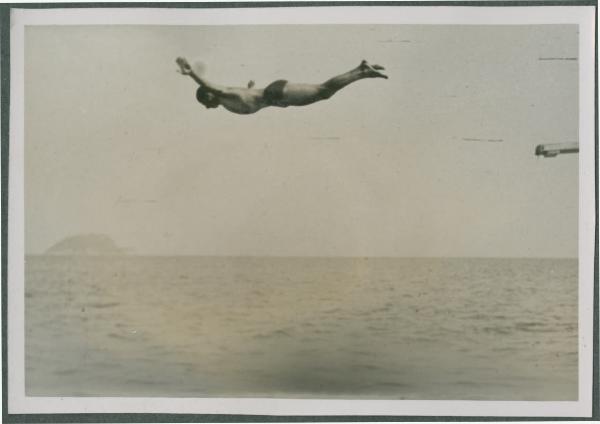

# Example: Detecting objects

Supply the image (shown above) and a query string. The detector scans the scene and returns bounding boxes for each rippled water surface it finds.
[26,256,577,399]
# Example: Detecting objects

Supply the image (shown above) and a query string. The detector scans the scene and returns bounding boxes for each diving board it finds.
[534,142,579,158]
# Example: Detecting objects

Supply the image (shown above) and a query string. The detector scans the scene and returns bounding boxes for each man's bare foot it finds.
[359,59,388,79]
[176,57,192,75]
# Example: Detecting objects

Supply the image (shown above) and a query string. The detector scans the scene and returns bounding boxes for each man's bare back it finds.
[176,57,388,115]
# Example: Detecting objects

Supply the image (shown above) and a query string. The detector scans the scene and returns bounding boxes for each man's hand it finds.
[176,57,192,75]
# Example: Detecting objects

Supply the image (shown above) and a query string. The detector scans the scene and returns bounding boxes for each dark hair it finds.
[196,88,220,109]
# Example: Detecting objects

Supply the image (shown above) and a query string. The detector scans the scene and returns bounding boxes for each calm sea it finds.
[25,256,577,400]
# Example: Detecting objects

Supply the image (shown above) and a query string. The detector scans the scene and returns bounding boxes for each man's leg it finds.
[276,60,387,107]
[320,60,388,98]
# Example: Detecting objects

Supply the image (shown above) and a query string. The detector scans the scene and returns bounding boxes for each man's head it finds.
[196,88,220,109]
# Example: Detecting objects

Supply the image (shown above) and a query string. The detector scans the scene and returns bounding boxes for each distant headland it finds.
[45,234,127,255]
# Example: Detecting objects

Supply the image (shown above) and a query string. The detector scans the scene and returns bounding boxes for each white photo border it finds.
[5,3,597,418]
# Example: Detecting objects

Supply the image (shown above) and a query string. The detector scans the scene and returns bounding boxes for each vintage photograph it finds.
[5,3,596,419]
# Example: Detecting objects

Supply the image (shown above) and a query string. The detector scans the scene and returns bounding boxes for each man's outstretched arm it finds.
[176,57,225,96]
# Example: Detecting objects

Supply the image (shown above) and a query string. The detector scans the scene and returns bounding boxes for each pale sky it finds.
[25,25,579,257]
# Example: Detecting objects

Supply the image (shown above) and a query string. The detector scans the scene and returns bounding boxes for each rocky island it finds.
[45,234,127,255]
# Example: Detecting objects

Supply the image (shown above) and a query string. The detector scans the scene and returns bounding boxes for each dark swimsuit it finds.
[263,79,288,106]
